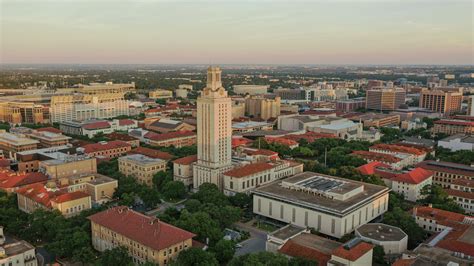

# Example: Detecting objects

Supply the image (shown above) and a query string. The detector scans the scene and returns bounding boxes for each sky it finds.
[0,0,472,65]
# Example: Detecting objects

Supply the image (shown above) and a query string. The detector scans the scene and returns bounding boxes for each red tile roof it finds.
[416,160,474,177]
[265,137,298,147]
[88,206,196,251]
[36,127,63,134]
[129,147,174,160]
[331,242,374,261]
[451,178,474,188]
[445,189,474,200]
[146,131,196,142]
[370,143,426,156]
[0,172,48,189]
[82,140,131,154]
[224,162,274,178]
[52,191,90,203]
[356,162,391,175]
[242,148,278,157]
[391,168,433,184]
[16,183,89,208]
[352,150,401,163]
[231,137,253,148]
[392,258,416,266]
[118,119,136,126]
[82,121,111,130]
[278,239,332,265]
[435,224,474,257]
[413,206,470,226]
[105,132,139,142]
[173,155,197,165]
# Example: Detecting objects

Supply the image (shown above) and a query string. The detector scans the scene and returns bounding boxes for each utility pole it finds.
[324,147,327,167]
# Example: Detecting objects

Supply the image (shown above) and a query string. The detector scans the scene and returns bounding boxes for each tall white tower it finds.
[193,67,233,191]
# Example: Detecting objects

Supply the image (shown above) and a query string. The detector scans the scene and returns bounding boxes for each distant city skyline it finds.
[1,0,472,65]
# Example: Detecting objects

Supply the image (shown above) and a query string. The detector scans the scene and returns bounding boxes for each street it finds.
[234,221,268,256]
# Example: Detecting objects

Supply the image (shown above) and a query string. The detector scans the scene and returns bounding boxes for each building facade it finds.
[365,88,406,111]
[173,155,197,188]
[118,154,167,187]
[419,89,462,114]
[253,172,390,239]
[50,93,130,123]
[88,206,195,265]
[245,96,281,120]
[445,178,474,214]
[0,227,37,266]
[193,67,233,191]
[416,160,474,188]
[431,119,474,135]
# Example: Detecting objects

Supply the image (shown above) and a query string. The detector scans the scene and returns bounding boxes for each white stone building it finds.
[253,172,390,239]
[355,223,408,255]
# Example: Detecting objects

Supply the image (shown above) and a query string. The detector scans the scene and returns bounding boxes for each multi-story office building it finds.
[0,102,48,124]
[348,113,400,128]
[0,133,39,158]
[233,85,269,95]
[245,96,281,120]
[39,155,97,179]
[64,82,136,95]
[147,131,196,148]
[149,89,173,99]
[193,67,233,191]
[445,178,474,214]
[253,172,390,239]
[88,206,195,265]
[18,129,71,148]
[365,88,406,111]
[50,93,130,123]
[336,98,366,113]
[118,154,167,187]
[419,89,462,114]
[431,119,474,135]
[223,160,303,196]
[0,227,37,266]
[79,140,132,159]
[416,160,474,188]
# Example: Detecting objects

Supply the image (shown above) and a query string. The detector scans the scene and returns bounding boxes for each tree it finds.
[152,170,173,190]
[174,210,223,245]
[419,184,465,214]
[383,207,426,249]
[229,193,252,208]
[372,245,387,266]
[210,239,235,264]
[162,181,186,200]
[96,246,133,266]
[228,251,291,266]
[184,199,202,212]
[191,183,229,206]
[172,247,218,266]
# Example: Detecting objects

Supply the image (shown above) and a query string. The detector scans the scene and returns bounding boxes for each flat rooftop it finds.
[269,224,306,241]
[2,235,35,257]
[69,173,117,185]
[0,133,39,146]
[440,134,474,144]
[253,172,389,216]
[290,233,341,254]
[356,223,407,242]
[119,154,165,164]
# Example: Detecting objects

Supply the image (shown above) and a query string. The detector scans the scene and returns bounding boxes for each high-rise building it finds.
[245,96,281,120]
[419,89,462,114]
[193,67,233,191]
[365,88,406,111]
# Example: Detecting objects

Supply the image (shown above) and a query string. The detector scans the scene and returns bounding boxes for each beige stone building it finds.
[118,154,167,187]
[223,160,303,196]
[0,227,37,266]
[149,89,173,99]
[88,206,195,265]
[39,156,97,179]
[193,67,233,191]
[365,88,406,111]
[0,102,47,125]
[62,173,118,205]
[0,133,39,158]
[233,85,269,95]
[253,172,390,239]
[416,160,474,188]
[419,89,462,114]
[50,93,130,123]
[245,96,281,120]
[17,183,92,218]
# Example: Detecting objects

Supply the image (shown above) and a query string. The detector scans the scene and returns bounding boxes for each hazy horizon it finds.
[1,0,473,65]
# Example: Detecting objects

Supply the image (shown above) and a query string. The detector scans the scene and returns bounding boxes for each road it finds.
[234,221,268,256]
[145,199,186,217]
